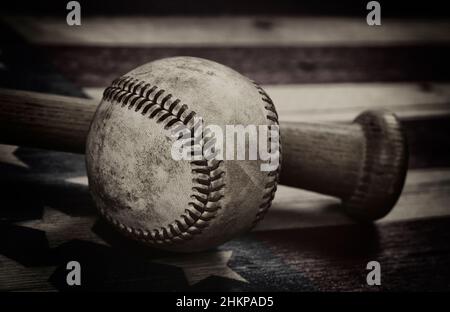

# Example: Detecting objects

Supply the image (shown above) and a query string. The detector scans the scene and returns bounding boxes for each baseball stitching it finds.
[100,76,225,246]
[97,76,279,245]
[251,82,281,227]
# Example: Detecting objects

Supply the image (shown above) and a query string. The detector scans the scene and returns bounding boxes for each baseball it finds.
[86,57,280,252]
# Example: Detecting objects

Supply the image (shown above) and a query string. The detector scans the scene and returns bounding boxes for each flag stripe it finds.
[255,216,450,291]
[36,45,450,87]
[257,168,450,231]
[4,16,450,47]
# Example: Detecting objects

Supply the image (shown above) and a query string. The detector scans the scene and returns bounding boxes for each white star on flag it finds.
[65,176,89,186]
[153,250,248,285]
[16,206,107,248]
[0,144,29,169]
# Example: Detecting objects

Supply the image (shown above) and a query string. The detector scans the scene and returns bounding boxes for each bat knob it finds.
[343,110,408,221]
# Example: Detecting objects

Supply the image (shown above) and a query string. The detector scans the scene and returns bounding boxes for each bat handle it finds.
[279,110,408,221]
[0,88,96,153]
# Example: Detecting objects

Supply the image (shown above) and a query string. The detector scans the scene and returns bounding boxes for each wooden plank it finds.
[38,46,450,86]
[0,255,56,291]
[0,22,87,97]
[254,216,450,291]
[267,83,450,122]
[4,16,450,46]
[256,168,450,231]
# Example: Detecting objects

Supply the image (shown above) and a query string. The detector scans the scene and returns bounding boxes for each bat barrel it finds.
[280,110,408,221]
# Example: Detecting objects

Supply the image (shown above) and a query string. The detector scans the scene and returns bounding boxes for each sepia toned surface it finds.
[0,3,449,291]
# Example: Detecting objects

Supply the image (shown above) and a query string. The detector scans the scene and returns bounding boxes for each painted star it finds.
[0,144,29,169]
[65,176,88,186]
[153,250,248,285]
[16,206,107,248]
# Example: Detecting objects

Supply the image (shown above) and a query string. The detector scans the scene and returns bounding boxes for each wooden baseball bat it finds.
[0,88,408,220]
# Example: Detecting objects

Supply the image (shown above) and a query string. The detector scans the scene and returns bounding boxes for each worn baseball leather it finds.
[86,57,280,252]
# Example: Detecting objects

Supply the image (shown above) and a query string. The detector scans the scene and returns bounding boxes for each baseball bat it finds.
[0,88,407,220]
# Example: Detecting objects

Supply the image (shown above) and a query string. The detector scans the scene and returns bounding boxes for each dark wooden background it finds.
[0,0,449,291]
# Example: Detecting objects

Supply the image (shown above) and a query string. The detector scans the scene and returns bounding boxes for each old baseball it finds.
[86,57,280,252]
